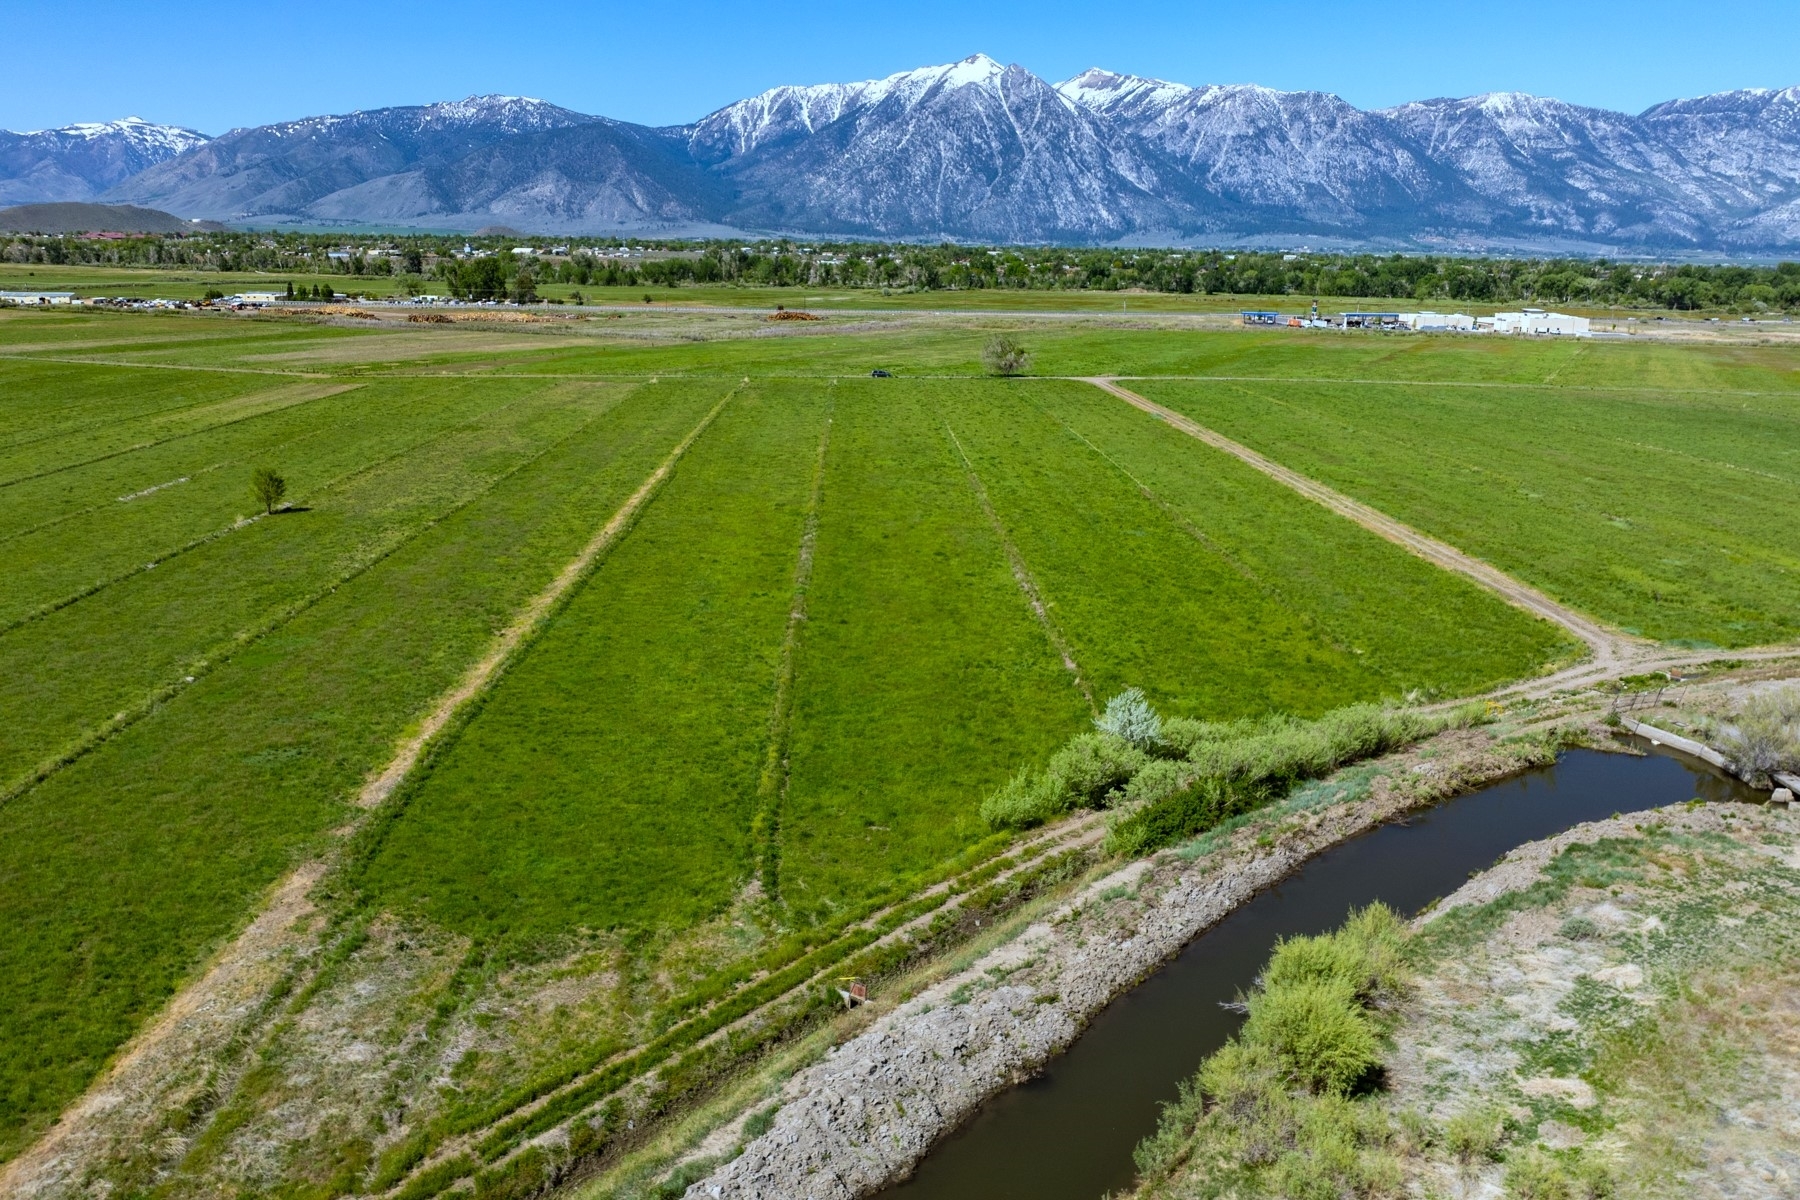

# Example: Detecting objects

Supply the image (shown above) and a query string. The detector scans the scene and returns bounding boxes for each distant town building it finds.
[1480,309,1591,337]
[1398,311,1476,331]
[1340,311,1404,330]
[0,291,76,305]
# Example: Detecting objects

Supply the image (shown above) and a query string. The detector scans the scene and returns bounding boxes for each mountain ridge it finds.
[10,60,1800,250]
[0,117,209,207]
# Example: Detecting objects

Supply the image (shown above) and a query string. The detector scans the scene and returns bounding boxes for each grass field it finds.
[0,375,724,1160]
[1136,374,1800,646]
[1,301,1794,1193]
[360,382,822,940]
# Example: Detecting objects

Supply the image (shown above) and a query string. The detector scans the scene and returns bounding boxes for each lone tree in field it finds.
[982,334,1030,376]
[251,466,287,514]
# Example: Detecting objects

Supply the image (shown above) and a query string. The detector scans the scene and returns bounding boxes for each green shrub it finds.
[1271,1095,1401,1200]
[1558,915,1600,941]
[1105,775,1266,858]
[981,334,1030,375]
[978,768,1064,830]
[1046,732,1148,806]
[1503,1149,1614,1200]
[980,733,1146,830]
[1444,1106,1503,1164]
[1119,758,1190,807]
[1708,691,1800,785]
[1243,976,1379,1096]
[1263,904,1408,1003]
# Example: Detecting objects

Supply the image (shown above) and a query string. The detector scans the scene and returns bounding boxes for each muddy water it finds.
[881,744,1757,1200]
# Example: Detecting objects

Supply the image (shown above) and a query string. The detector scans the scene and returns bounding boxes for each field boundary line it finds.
[0,384,734,1194]
[940,416,1097,712]
[752,400,834,898]
[1082,377,1627,668]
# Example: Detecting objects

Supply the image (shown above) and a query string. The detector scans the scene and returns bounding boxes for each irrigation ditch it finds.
[681,725,1768,1200]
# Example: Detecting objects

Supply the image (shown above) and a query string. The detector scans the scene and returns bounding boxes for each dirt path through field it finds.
[1082,377,1631,670]
[0,387,737,1199]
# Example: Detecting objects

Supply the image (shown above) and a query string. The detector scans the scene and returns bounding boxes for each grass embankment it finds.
[0,379,726,1163]
[1137,371,1800,647]
[1129,804,1800,1200]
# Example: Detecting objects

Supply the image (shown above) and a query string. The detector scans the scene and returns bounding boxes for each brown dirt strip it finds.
[0,387,736,1198]
[1083,376,1629,670]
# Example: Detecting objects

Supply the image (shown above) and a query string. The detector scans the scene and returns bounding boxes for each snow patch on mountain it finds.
[688,55,1029,159]
[17,117,210,154]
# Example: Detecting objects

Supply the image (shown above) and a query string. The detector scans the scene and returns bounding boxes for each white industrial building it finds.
[1398,311,1476,331]
[1480,308,1591,337]
[0,290,76,305]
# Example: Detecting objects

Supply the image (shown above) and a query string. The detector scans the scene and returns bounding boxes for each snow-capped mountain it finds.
[0,117,208,205]
[11,61,1800,249]
[1061,70,1460,233]
[107,97,599,221]
[690,55,1172,241]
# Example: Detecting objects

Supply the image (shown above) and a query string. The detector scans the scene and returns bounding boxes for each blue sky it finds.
[10,0,1800,134]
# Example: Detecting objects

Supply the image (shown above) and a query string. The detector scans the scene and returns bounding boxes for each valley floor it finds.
[2,303,1798,1200]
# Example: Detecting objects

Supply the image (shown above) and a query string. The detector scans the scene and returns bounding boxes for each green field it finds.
[1136,373,1800,646]
[1,301,1794,1191]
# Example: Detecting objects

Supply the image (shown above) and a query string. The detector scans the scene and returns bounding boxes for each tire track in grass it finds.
[1024,390,1267,589]
[752,398,835,899]
[939,410,1097,714]
[1084,376,1626,669]
[0,383,737,1193]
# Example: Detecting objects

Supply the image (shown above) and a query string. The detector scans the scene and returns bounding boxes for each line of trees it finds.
[7,229,1800,312]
